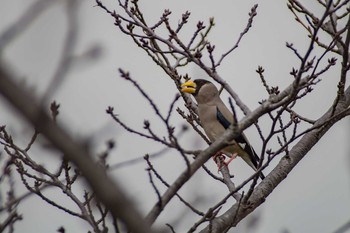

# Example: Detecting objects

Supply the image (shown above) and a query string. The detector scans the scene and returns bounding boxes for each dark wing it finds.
[238,134,265,179]
[237,135,259,167]
[216,107,231,129]
[239,135,265,179]
[216,107,265,179]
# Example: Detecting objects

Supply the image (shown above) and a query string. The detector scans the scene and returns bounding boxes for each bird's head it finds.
[181,79,211,95]
[181,79,219,103]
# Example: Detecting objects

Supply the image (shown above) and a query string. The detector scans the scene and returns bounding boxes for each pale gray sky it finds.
[0,0,349,233]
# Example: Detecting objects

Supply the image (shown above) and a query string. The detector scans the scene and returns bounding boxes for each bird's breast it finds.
[198,104,225,142]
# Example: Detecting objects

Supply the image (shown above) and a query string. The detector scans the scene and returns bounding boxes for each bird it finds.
[181,79,265,179]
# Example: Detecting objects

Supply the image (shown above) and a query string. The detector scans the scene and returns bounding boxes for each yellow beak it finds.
[181,80,196,94]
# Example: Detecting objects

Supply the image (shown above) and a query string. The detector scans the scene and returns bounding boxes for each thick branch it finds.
[145,72,314,224]
[199,85,350,233]
[0,66,158,233]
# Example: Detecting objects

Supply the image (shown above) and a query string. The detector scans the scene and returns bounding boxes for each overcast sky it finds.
[0,0,349,233]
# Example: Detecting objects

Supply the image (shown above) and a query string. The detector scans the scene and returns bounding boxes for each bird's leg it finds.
[223,152,238,166]
[213,152,238,172]
[212,152,225,171]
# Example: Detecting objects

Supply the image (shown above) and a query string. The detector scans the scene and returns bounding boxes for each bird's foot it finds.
[213,152,225,172]
[212,152,224,161]
[223,153,238,166]
[213,152,238,172]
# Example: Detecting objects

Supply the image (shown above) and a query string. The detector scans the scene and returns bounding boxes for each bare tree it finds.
[0,0,349,233]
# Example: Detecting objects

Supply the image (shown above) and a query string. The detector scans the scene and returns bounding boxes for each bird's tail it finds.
[242,144,265,180]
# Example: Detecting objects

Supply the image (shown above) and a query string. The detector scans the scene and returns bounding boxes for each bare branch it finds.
[0,66,158,233]
[199,85,350,233]
[216,4,259,67]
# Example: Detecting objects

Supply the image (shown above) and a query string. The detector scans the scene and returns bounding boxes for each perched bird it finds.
[181,79,265,179]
